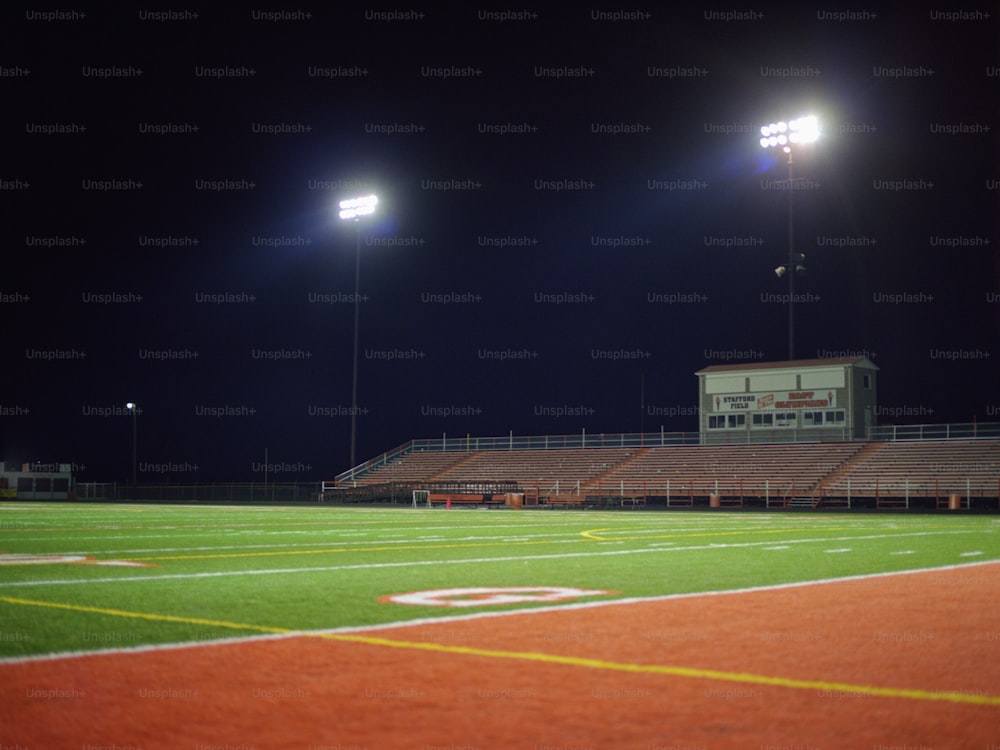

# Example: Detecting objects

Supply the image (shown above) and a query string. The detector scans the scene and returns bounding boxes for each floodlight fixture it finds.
[774,266,786,278]
[788,115,820,143]
[338,194,378,220]
[760,115,819,153]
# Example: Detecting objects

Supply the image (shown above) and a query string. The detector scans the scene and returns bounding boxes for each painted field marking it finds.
[2,559,998,668]
[583,526,861,543]
[0,529,992,590]
[765,546,790,551]
[825,549,852,554]
[0,554,89,565]
[890,551,917,556]
[323,631,1000,708]
[579,521,986,544]
[20,529,582,557]
[131,536,577,562]
[379,587,618,608]
[0,553,155,568]
[0,594,289,635]
[7,519,610,542]
[1,519,401,534]
[961,551,984,557]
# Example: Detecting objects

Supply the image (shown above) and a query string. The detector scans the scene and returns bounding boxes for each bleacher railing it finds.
[333,421,1000,486]
[865,422,1000,441]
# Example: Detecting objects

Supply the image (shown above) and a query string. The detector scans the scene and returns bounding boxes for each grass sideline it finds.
[0,503,997,660]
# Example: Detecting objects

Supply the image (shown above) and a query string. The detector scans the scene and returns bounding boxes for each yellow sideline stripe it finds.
[324,632,1000,707]
[3,593,997,707]
[0,595,289,634]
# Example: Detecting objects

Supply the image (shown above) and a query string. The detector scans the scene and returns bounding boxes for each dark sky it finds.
[3,5,998,482]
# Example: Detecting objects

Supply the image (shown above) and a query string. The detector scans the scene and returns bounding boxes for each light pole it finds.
[126,402,138,484]
[338,194,378,469]
[760,115,819,360]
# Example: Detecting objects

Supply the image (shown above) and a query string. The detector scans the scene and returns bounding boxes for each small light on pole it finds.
[338,194,378,470]
[759,115,819,360]
[126,402,138,484]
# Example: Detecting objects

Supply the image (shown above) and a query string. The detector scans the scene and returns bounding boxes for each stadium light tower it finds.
[760,115,819,360]
[126,402,138,484]
[338,194,378,469]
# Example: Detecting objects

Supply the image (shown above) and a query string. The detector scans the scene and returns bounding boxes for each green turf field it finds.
[1,503,998,660]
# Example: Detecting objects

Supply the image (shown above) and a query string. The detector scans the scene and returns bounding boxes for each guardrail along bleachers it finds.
[817,440,1000,508]
[580,443,865,507]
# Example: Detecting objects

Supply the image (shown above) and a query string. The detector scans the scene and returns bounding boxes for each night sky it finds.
[3,6,998,482]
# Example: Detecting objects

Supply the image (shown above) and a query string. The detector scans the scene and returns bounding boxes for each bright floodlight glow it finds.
[790,115,820,143]
[126,402,136,410]
[759,115,820,149]
[338,194,378,220]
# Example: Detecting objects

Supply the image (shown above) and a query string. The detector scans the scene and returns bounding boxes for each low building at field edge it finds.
[695,357,878,444]
[0,461,75,500]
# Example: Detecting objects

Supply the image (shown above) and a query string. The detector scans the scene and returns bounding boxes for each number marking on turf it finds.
[378,586,619,608]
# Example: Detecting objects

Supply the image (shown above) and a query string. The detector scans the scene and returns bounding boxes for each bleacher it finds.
[331,435,1000,510]
[815,440,1000,509]
[583,443,865,507]
[351,447,638,506]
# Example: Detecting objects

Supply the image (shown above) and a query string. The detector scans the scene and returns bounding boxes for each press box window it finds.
[709,414,746,429]
[774,412,797,428]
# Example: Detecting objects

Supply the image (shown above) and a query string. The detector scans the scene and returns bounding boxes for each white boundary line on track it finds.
[1,558,997,667]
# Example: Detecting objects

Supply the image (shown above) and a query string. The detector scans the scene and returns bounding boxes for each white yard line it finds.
[0,529,990,590]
